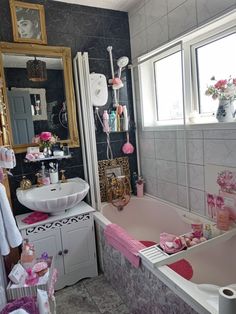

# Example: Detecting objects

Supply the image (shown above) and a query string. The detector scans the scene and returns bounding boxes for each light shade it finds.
[26,57,47,82]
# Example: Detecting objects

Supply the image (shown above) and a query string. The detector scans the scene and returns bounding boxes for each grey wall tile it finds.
[129,5,146,37]
[196,0,236,25]
[141,157,157,178]
[178,185,188,208]
[168,0,197,40]
[176,139,187,163]
[204,129,236,140]
[187,139,204,165]
[167,0,188,12]
[157,180,178,204]
[145,0,168,26]
[177,163,188,186]
[189,164,204,190]
[204,139,236,167]
[140,138,156,158]
[155,138,177,161]
[130,30,148,59]
[156,160,177,183]
[190,188,205,215]
[145,176,158,196]
[147,15,169,51]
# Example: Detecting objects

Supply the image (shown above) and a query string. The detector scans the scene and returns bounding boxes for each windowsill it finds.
[142,119,236,131]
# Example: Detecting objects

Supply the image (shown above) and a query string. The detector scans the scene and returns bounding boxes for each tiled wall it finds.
[0,0,136,214]
[129,0,236,217]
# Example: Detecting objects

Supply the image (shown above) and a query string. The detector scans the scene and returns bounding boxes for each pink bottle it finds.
[136,176,144,197]
[217,206,230,231]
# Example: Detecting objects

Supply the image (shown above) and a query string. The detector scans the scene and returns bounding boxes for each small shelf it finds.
[24,154,72,163]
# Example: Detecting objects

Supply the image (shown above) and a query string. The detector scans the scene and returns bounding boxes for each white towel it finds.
[0,184,22,256]
[0,148,16,169]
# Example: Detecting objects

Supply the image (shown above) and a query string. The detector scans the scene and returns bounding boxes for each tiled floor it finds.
[55,274,130,314]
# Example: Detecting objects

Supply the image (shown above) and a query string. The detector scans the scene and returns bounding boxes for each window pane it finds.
[154,51,183,121]
[197,33,236,114]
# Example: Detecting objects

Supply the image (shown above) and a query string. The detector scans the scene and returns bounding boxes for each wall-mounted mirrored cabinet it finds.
[0,42,79,153]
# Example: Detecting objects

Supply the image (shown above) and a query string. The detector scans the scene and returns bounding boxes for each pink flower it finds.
[233,78,236,85]
[214,80,227,90]
[32,135,40,144]
[40,132,52,142]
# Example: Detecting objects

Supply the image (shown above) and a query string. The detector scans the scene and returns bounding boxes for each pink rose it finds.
[40,132,52,142]
[214,80,227,90]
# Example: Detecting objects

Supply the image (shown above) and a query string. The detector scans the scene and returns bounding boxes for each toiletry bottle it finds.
[21,239,36,270]
[103,110,110,132]
[116,110,120,132]
[131,172,138,195]
[123,105,129,131]
[217,205,230,231]
[39,162,50,185]
[136,176,144,197]
[109,111,116,132]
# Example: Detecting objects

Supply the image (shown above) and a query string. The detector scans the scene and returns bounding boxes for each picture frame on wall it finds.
[9,0,47,45]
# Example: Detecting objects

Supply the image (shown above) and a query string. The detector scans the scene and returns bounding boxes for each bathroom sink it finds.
[16,177,89,215]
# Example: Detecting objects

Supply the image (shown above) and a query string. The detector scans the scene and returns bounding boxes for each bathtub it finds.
[94,195,236,314]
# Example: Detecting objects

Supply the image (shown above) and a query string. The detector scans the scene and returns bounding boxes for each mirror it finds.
[98,157,130,202]
[0,42,79,152]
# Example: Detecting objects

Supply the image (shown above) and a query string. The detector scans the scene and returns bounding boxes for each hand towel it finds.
[104,223,145,268]
[0,184,22,256]
[0,148,16,169]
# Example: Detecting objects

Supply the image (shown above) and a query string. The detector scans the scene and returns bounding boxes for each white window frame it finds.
[138,10,236,130]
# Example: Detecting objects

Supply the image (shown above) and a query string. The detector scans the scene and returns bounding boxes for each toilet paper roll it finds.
[219,287,236,314]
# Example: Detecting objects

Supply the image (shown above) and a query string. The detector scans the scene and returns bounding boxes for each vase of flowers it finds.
[32,132,58,157]
[205,76,236,122]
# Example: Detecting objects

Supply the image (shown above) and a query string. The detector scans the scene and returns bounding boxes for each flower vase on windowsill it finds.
[216,99,235,122]
[205,76,236,123]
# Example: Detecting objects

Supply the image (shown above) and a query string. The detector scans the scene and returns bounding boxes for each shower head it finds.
[117,56,129,78]
[117,56,129,68]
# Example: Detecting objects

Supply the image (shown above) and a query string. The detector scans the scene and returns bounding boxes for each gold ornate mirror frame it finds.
[98,157,130,202]
[0,42,79,152]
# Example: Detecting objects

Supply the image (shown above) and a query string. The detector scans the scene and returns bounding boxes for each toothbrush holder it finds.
[50,171,59,184]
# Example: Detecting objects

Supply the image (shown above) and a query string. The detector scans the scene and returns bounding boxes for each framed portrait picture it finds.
[9,0,47,44]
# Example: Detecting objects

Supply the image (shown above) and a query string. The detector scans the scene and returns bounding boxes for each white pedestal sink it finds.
[16,177,89,215]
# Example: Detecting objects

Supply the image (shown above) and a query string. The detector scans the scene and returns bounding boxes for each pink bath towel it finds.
[104,223,146,268]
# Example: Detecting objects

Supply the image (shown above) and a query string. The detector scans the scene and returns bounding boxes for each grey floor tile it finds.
[55,275,131,314]
[56,282,100,314]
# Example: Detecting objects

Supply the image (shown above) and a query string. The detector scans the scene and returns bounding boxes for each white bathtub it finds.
[94,195,236,314]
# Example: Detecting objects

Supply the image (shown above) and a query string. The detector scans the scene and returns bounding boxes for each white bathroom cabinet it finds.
[16,202,98,290]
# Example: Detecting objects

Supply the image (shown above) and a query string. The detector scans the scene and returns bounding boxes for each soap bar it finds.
[27,147,40,154]
[8,263,27,284]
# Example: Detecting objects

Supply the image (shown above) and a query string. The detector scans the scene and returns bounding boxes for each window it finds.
[138,11,236,128]
[194,32,236,115]
[154,49,183,121]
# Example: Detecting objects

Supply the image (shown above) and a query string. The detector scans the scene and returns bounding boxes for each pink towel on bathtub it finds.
[104,223,146,268]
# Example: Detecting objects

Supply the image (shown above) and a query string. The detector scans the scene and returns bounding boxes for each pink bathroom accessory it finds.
[104,223,146,268]
[122,132,134,154]
[22,212,49,225]
[159,233,186,254]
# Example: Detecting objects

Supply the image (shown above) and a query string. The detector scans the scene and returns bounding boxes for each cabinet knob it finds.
[63,249,68,255]
[58,251,63,256]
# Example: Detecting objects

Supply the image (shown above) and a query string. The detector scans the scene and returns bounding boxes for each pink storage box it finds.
[6,257,54,301]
